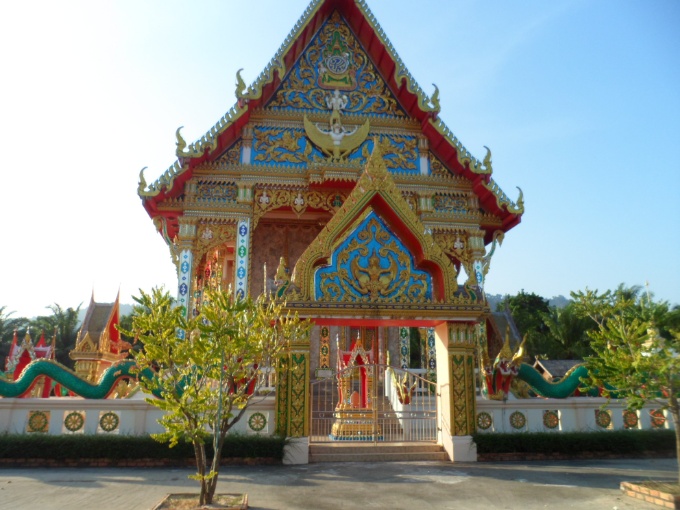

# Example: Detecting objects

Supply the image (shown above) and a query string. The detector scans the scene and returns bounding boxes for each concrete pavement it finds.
[0,458,675,509]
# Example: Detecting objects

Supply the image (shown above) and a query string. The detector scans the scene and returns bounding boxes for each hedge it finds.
[472,430,675,455]
[0,433,287,461]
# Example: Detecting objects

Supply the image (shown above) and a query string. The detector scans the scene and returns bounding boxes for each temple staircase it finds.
[309,442,449,463]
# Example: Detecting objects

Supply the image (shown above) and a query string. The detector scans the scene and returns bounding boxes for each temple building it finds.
[5,329,56,398]
[70,292,131,385]
[138,0,523,460]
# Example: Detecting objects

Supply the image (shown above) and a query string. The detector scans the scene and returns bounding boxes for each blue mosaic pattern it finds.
[315,212,432,302]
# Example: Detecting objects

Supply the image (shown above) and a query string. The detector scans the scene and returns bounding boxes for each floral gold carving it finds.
[253,189,347,228]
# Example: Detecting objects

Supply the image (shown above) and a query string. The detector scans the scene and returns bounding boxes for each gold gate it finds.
[310,364,437,443]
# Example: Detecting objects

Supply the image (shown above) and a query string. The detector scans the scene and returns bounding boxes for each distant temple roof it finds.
[533,359,582,380]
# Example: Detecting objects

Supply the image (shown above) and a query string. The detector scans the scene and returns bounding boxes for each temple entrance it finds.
[310,364,437,444]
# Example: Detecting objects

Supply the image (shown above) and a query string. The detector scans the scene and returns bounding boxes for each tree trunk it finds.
[193,440,209,506]
[669,395,680,486]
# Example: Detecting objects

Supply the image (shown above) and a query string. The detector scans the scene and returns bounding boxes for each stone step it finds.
[309,443,449,463]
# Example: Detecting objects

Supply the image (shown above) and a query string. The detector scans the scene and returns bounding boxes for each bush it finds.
[472,430,675,455]
[0,433,287,460]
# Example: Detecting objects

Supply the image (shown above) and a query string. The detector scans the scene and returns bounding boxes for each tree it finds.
[126,287,311,506]
[540,303,595,359]
[497,291,551,358]
[572,286,680,483]
[30,303,82,367]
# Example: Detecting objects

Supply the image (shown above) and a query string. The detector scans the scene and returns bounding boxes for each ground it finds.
[0,459,674,509]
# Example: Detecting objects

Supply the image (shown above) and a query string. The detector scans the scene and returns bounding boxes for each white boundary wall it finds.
[0,395,673,436]
[0,395,277,436]
[476,397,674,433]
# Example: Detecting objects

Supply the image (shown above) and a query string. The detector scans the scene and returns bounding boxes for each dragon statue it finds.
[480,331,526,400]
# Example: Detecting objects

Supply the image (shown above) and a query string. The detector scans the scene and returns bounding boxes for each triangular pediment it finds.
[139,0,524,249]
[287,144,460,305]
[266,11,406,118]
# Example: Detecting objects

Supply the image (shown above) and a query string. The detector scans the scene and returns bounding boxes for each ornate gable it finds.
[267,11,405,118]
[139,0,523,261]
[285,143,463,311]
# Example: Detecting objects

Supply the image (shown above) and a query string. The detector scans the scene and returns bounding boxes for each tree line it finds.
[1,283,678,372]
[499,284,679,361]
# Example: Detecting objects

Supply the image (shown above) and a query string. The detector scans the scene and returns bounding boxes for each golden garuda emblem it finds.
[303,89,370,162]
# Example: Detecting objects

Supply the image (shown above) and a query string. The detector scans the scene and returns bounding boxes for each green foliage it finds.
[28,303,82,368]
[124,287,310,506]
[0,433,286,461]
[572,284,680,482]
[571,286,679,410]
[472,430,675,455]
[540,303,595,359]
[497,291,551,358]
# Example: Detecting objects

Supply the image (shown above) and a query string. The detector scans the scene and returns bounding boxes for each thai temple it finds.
[5,329,57,398]
[136,0,524,459]
[70,292,131,385]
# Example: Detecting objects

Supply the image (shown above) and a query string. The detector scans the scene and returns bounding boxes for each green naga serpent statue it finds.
[0,356,592,400]
[480,331,595,400]
[0,359,161,399]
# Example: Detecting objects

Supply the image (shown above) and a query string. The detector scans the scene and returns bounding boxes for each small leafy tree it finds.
[126,287,311,506]
[572,287,680,483]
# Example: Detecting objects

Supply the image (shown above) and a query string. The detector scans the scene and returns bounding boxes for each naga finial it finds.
[138,167,160,198]
[507,186,524,214]
[175,126,187,157]
[138,167,148,195]
[430,83,440,112]
[482,146,493,172]
[235,68,246,99]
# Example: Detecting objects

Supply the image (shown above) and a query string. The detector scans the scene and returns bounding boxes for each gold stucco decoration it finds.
[288,142,458,303]
[253,188,346,228]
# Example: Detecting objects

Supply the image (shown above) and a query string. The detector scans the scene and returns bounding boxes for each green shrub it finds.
[0,433,286,460]
[472,430,675,454]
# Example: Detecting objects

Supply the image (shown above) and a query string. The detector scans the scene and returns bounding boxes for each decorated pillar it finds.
[316,325,331,377]
[234,218,251,299]
[176,219,197,321]
[420,327,436,379]
[435,321,478,462]
[398,327,410,369]
[275,330,310,438]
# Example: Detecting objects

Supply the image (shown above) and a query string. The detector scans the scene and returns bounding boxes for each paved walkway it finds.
[0,458,674,509]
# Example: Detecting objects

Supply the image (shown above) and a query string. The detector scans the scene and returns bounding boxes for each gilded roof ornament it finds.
[235,68,247,100]
[482,146,493,173]
[507,187,524,214]
[137,167,159,197]
[481,180,525,215]
[175,126,187,157]
[429,84,440,113]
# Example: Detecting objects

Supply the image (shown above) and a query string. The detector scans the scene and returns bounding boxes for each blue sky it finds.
[0,0,678,318]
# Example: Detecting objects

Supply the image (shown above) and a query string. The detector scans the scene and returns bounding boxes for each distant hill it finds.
[486,294,570,312]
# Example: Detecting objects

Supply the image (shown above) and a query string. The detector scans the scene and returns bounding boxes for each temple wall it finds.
[250,221,323,297]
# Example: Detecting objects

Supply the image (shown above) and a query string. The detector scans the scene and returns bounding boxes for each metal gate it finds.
[310,364,437,443]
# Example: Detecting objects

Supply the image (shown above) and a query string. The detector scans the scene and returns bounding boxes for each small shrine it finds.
[331,333,380,440]
[5,329,56,398]
[70,293,131,387]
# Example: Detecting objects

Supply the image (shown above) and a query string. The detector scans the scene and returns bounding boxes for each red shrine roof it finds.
[138,0,524,242]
